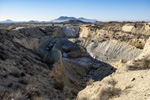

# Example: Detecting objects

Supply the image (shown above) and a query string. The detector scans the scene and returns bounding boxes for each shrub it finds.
[32,96,43,100]
[0,87,9,100]
[0,87,24,100]
[107,21,112,24]
[8,25,16,30]
[100,87,121,100]
[54,80,64,91]
[86,79,94,86]
[25,85,41,99]
[107,78,117,86]
[142,58,150,68]
[128,58,150,70]
[99,79,121,100]
[10,91,24,100]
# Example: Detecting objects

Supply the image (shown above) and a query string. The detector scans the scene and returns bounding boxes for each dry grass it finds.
[142,58,150,68]
[10,91,24,100]
[86,79,94,86]
[25,84,41,99]
[8,25,16,30]
[32,96,43,100]
[99,79,121,100]
[100,87,121,100]
[0,87,10,100]
[54,80,64,91]
[0,87,24,100]
[128,58,150,70]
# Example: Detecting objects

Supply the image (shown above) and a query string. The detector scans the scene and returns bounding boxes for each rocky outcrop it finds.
[77,23,150,64]
[122,24,134,32]
[79,23,150,47]
[122,23,150,35]
[61,26,79,37]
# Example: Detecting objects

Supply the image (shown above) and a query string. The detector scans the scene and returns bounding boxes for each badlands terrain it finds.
[0,22,150,100]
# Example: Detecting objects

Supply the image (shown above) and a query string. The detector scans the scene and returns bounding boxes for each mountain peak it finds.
[57,16,76,20]
[5,19,13,22]
[51,16,98,23]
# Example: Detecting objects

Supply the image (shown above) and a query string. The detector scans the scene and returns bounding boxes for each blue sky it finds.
[0,0,150,21]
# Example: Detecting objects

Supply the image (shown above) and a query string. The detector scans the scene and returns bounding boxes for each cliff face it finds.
[76,23,150,64]
[86,40,142,63]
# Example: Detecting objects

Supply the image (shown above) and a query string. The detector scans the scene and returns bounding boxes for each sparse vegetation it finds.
[107,21,112,24]
[0,87,24,100]
[54,80,64,91]
[86,79,94,85]
[0,87,9,100]
[128,58,150,70]
[100,79,121,100]
[8,25,16,30]
[25,84,41,99]
[142,58,150,68]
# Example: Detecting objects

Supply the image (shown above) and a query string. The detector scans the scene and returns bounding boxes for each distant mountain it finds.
[62,20,88,24]
[28,20,39,23]
[51,16,98,23]
[0,20,40,24]
[5,19,13,22]
[0,19,14,23]
[78,17,98,23]
[57,16,76,20]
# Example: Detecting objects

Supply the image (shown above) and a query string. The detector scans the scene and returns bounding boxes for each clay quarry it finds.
[0,22,150,100]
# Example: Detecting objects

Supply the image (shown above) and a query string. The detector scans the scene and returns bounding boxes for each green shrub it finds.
[128,58,150,70]
[142,58,150,68]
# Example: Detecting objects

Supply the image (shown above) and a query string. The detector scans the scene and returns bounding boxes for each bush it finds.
[54,81,64,91]
[100,87,121,100]
[0,87,24,100]
[8,25,16,30]
[107,21,112,24]
[128,58,150,70]
[25,85,41,99]
[86,79,94,86]
[99,79,121,100]
[142,58,150,68]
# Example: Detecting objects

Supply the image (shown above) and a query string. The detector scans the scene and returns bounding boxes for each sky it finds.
[0,0,150,21]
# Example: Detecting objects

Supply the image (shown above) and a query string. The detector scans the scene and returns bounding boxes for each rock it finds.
[122,25,134,32]
[67,51,88,58]
[131,78,135,81]
[61,26,79,37]
[18,79,28,85]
